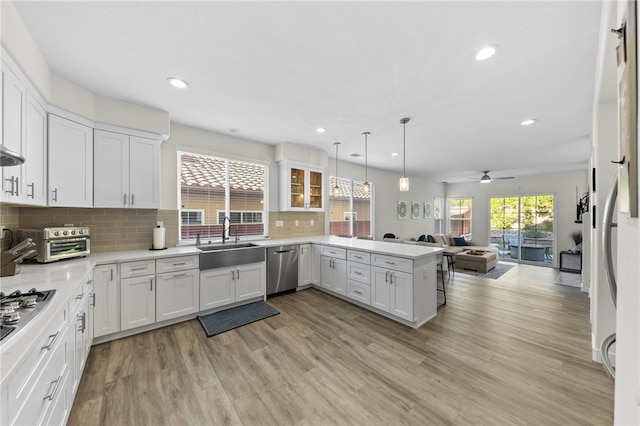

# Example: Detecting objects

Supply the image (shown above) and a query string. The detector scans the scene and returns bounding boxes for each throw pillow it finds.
[427,235,435,243]
[453,237,468,246]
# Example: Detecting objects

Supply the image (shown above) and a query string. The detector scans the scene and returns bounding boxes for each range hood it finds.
[0,145,25,167]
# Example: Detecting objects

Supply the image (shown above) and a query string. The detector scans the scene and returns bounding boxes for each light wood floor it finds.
[69,264,614,425]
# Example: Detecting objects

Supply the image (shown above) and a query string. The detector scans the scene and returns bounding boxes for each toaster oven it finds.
[16,227,90,263]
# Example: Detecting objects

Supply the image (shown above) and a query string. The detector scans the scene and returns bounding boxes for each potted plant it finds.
[569,230,582,253]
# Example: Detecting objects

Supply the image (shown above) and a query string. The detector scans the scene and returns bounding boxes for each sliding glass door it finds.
[490,195,555,266]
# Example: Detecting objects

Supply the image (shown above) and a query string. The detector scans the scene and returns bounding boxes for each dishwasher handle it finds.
[272,249,295,254]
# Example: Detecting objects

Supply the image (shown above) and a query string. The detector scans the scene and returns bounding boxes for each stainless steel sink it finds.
[199,243,265,269]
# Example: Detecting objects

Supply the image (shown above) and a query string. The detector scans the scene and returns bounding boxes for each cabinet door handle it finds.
[354,255,363,259]
[123,193,127,206]
[110,268,114,281]
[390,273,395,284]
[14,177,19,196]
[82,312,87,332]
[150,277,154,291]
[130,267,147,272]
[27,182,35,198]
[354,290,362,295]
[231,270,236,281]
[41,332,59,350]
[354,271,363,275]
[172,273,186,278]
[131,194,135,206]
[173,262,186,266]
[52,188,58,202]
[76,293,83,300]
[237,270,240,279]
[44,375,62,401]
[91,292,96,307]
[4,176,15,195]
[385,271,389,283]
[301,247,304,255]
[385,261,396,265]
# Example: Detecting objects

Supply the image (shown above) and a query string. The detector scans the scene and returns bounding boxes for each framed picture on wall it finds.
[423,202,432,219]
[411,201,421,219]
[397,200,407,219]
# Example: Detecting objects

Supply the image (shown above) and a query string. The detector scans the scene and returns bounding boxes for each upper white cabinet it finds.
[23,93,48,205]
[1,60,25,204]
[48,114,93,207]
[94,129,160,208]
[278,161,324,211]
[1,59,47,206]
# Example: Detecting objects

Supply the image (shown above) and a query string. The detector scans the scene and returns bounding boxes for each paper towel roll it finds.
[153,226,166,249]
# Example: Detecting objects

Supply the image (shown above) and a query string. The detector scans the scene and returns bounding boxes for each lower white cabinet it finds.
[321,256,347,296]
[311,245,322,285]
[200,262,265,310]
[299,244,312,286]
[121,274,156,331]
[93,264,120,338]
[156,269,199,322]
[371,265,413,321]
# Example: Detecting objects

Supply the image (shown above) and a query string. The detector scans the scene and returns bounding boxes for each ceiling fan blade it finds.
[493,176,515,180]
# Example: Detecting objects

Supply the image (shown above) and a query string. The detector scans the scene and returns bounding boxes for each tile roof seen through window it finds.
[180,153,264,191]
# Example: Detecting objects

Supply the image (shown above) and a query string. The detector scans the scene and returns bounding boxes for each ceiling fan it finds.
[472,170,515,183]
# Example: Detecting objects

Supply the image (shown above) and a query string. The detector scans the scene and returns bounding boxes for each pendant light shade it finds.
[362,132,370,194]
[399,117,410,191]
[333,142,341,197]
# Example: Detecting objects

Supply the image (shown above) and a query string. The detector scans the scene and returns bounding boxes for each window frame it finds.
[177,149,269,243]
[329,176,374,238]
[447,197,473,239]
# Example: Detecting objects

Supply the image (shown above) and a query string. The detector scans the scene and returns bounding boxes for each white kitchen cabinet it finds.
[299,243,312,286]
[1,59,25,204]
[371,265,413,321]
[69,273,93,396]
[48,114,93,207]
[120,260,156,331]
[200,268,235,310]
[200,262,265,310]
[23,93,48,205]
[321,256,347,296]
[2,303,68,426]
[235,263,265,302]
[311,244,322,285]
[278,161,324,211]
[93,264,120,338]
[93,129,160,208]
[156,268,199,322]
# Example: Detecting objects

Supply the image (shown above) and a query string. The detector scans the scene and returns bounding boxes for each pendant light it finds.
[333,142,341,197]
[362,132,370,194]
[399,117,410,191]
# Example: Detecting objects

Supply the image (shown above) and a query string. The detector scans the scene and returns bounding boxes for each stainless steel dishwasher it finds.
[267,245,299,296]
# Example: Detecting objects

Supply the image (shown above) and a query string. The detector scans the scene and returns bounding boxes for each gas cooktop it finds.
[0,288,56,347]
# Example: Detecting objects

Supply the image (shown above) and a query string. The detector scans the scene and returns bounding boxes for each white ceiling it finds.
[13,1,603,183]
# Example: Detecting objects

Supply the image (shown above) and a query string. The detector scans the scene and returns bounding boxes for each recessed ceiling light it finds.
[521,119,538,126]
[167,77,189,89]
[316,127,326,133]
[475,45,498,61]
[391,152,399,157]
[229,128,240,133]
[350,153,361,158]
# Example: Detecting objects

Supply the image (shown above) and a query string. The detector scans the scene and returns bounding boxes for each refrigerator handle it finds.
[602,172,618,308]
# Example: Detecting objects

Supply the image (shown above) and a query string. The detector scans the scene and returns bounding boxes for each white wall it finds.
[614,0,640,422]
[333,159,445,240]
[444,170,587,252]
[160,122,279,212]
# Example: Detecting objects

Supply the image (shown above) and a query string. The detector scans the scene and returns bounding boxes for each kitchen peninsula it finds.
[0,236,441,426]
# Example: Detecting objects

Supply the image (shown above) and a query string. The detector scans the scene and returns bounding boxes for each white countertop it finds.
[0,235,441,384]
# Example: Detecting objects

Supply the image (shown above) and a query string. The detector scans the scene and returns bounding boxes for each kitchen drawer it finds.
[67,281,85,315]
[319,246,346,259]
[348,250,370,264]
[156,255,199,274]
[5,305,67,422]
[347,280,371,305]
[347,261,370,285]
[121,259,156,278]
[10,323,69,426]
[371,253,413,274]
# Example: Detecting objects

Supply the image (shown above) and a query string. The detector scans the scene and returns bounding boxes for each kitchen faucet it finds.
[222,216,230,243]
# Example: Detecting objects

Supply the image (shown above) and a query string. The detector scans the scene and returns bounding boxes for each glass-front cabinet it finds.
[279,162,324,211]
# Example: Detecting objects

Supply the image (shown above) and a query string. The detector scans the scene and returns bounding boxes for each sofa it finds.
[428,234,496,254]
